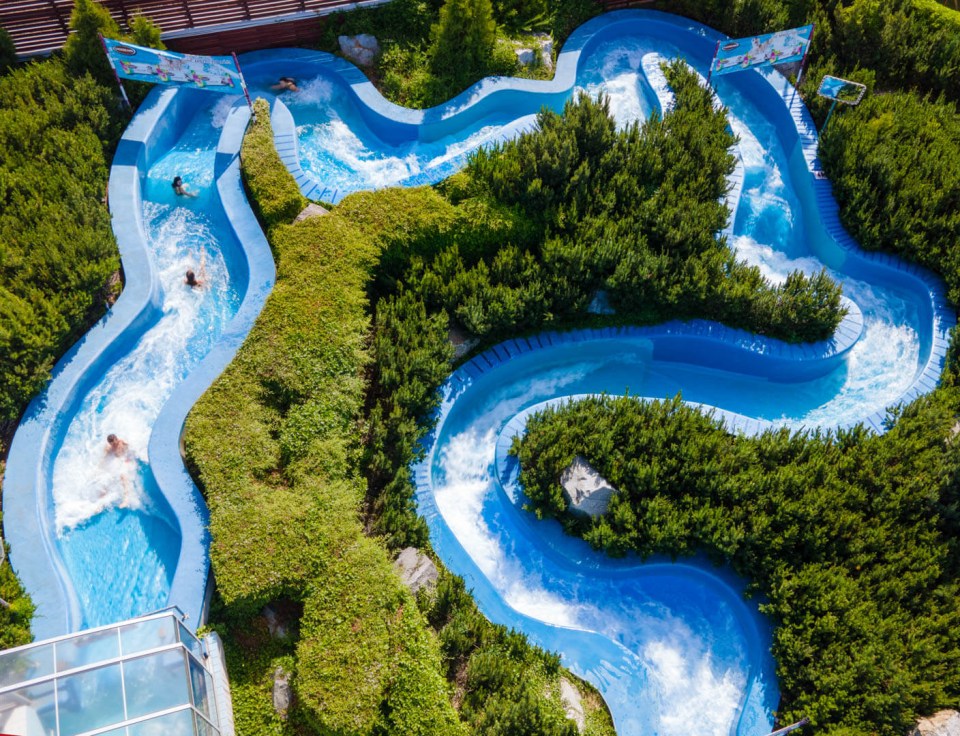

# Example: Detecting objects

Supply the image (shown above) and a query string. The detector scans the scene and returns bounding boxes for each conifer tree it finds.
[63,0,121,84]
[431,0,497,89]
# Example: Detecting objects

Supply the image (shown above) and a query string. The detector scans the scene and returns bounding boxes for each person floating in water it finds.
[105,433,131,458]
[172,175,197,197]
[271,76,298,92]
[185,251,207,288]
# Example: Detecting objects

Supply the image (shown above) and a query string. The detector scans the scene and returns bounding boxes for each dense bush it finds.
[819,92,960,303]
[240,98,306,231]
[431,0,498,87]
[0,60,122,423]
[0,509,33,650]
[513,392,960,734]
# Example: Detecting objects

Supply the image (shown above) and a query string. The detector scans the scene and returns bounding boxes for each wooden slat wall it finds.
[1,0,360,58]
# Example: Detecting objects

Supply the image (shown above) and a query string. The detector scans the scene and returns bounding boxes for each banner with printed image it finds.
[710,25,814,77]
[102,39,244,94]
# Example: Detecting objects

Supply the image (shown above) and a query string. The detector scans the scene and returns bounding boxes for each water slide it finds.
[3,9,953,736]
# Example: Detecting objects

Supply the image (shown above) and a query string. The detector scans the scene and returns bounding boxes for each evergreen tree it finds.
[0,27,16,74]
[431,0,497,90]
[63,0,121,84]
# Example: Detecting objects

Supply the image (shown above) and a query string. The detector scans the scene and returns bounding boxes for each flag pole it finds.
[795,23,815,88]
[99,33,132,110]
[232,52,254,115]
[706,39,720,86]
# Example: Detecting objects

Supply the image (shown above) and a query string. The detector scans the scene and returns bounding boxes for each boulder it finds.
[261,604,288,639]
[449,323,479,360]
[394,547,439,595]
[273,665,292,718]
[561,455,617,517]
[911,711,960,736]
[294,203,329,222]
[536,33,554,70]
[515,47,536,66]
[559,677,586,734]
[338,34,380,67]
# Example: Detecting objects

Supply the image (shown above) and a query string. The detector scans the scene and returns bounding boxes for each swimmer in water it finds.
[106,433,130,458]
[271,76,299,92]
[185,251,207,288]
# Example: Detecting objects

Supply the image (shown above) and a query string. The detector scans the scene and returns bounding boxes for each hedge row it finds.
[239,99,306,231]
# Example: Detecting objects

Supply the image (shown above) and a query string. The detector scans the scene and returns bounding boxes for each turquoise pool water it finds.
[50,95,242,629]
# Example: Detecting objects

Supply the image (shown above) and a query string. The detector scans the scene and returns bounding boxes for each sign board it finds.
[817,75,867,105]
[102,39,245,94]
[710,25,815,77]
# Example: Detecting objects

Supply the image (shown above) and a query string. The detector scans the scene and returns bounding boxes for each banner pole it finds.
[99,33,132,110]
[706,39,720,86]
[232,52,254,115]
[795,23,815,88]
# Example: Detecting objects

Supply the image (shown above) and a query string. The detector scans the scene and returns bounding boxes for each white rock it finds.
[273,665,292,718]
[294,203,329,222]
[515,47,536,66]
[912,710,960,736]
[394,547,439,594]
[560,455,617,517]
[338,34,380,67]
[559,677,586,734]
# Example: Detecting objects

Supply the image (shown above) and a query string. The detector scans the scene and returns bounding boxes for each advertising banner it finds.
[102,39,245,94]
[710,25,814,77]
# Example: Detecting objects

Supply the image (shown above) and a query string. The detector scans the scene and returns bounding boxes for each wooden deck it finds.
[1,0,389,58]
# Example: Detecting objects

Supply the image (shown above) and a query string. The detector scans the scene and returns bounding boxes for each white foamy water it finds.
[52,202,231,530]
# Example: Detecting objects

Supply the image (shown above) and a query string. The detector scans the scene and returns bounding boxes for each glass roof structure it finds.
[0,610,222,736]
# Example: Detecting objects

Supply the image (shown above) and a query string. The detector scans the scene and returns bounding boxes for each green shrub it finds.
[0,513,33,650]
[63,0,122,84]
[819,91,960,303]
[0,59,121,422]
[239,99,306,232]
[514,392,960,734]
[431,0,498,92]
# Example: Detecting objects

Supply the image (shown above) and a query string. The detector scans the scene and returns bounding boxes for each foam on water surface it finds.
[50,98,242,627]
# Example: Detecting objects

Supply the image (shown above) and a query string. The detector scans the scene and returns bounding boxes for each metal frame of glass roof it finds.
[0,609,225,736]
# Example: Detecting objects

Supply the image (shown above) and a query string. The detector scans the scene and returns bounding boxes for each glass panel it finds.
[127,707,195,736]
[55,628,121,672]
[123,650,189,720]
[57,662,125,736]
[187,658,212,720]
[194,709,219,736]
[178,623,204,661]
[94,728,128,736]
[119,616,177,656]
[0,643,54,689]
[0,679,57,736]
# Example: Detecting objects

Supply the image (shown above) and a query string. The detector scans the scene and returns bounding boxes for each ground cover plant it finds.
[512,390,960,735]
[185,99,614,736]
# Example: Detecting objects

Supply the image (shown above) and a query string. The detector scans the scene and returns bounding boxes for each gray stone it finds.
[261,604,288,639]
[559,677,585,734]
[394,547,439,595]
[449,324,479,360]
[561,455,617,517]
[587,290,614,314]
[338,34,380,67]
[911,710,960,736]
[273,665,292,718]
[515,47,536,66]
[294,203,329,222]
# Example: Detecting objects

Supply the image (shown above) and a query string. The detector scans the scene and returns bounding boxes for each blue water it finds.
[51,95,242,629]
